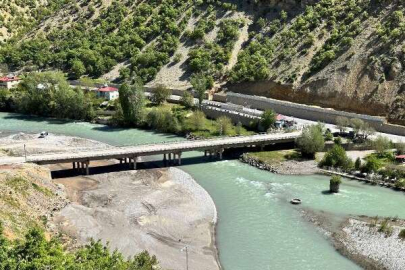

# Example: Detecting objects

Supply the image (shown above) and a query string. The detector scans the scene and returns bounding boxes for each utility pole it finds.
[181,246,189,270]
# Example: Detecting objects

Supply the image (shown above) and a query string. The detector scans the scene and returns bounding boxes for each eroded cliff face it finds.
[227,0,405,124]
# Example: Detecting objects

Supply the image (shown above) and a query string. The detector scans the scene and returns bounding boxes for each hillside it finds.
[0,0,404,124]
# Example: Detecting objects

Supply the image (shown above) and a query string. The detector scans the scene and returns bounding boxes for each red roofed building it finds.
[0,75,21,89]
[93,84,119,100]
[395,155,405,163]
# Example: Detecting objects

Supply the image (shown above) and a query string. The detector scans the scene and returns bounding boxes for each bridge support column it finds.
[177,153,182,165]
[219,148,224,160]
[204,150,207,157]
[85,161,90,175]
[132,156,137,170]
[163,154,167,166]
[73,162,76,170]
[260,144,265,151]
[169,153,172,164]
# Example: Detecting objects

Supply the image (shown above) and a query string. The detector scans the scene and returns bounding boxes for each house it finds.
[274,114,296,129]
[395,155,405,163]
[93,85,119,100]
[0,75,21,89]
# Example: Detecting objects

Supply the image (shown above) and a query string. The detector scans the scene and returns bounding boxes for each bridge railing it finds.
[26,132,301,160]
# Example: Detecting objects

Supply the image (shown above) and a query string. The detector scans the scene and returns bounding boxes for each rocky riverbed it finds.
[301,208,405,270]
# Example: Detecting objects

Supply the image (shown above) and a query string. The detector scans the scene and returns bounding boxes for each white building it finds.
[93,85,119,100]
[0,75,20,89]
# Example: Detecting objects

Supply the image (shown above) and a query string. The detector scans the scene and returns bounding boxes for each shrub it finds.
[260,109,276,131]
[151,85,171,105]
[379,218,393,237]
[399,229,405,239]
[362,156,383,173]
[336,116,350,133]
[325,129,333,141]
[396,143,405,155]
[355,157,361,170]
[216,116,233,136]
[334,137,342,145]
[189,111,206,131]
[373,135,391,156]
[320,145,353,171]
[180,91,194,109]
[296,124,325,158]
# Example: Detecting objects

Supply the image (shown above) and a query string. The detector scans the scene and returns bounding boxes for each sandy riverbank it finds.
[0,133,220,270]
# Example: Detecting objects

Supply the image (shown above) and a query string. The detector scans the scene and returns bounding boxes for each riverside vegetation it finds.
[0,0,404,124]
[0,225,158,269]
[0,71,260,138]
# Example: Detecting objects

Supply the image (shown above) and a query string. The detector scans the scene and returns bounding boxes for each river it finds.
[1,112,404,270]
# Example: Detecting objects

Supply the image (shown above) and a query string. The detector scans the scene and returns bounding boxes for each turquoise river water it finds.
[1,112,404,270]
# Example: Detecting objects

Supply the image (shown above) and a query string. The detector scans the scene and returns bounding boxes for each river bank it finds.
[0,132,220,270]
[239,152,320,175]
[302,208,405,270]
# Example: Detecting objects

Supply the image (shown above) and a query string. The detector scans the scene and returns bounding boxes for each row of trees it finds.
[1,72,98,120]
[115,81,249,136]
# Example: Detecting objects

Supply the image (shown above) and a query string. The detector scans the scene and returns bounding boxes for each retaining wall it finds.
[202,106,260,126]
[227,92,405,136]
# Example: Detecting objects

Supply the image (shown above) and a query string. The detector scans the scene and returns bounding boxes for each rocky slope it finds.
[0,163,67,239]
[1,0,404,124]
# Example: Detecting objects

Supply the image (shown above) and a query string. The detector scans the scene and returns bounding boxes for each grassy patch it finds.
[6,177,30,195]
[32,183,54,197]
[247,150,301,164]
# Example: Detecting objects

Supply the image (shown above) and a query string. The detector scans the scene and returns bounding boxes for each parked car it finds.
[38,131,48,138]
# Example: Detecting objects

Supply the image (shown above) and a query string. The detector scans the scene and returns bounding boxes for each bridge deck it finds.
[26,132,300,165]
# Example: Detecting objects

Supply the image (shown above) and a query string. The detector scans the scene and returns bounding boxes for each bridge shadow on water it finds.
[51,155,238,179]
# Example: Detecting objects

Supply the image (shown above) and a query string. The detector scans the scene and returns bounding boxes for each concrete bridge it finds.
[22,132,300,175]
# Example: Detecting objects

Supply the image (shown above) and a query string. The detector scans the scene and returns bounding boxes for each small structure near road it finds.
[395,155,405,163]
[93,84,119,100]
[0,74,20,89]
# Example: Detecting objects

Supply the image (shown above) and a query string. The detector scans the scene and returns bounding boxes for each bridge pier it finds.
[218,148,224,160]
[84,161,89,175]
[131,156,137,170]
[163,154,167,166]
[177,152,182,165]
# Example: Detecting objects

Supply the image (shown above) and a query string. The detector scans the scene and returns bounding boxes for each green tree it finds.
[118,82,146,126]
[355,157,362,170]
[189,110,206,131]
[320,144,353,171]
[190,73,208,109]
[260,109,276,131]
[70,59,86,79]
[373,135,391,157]
[350,118,364,137]
[296,124,325,158]
[362,156,383,173]
[151,85,171,105]
[0,226,158,269]
[15,72,95,120]
[336,116,349,133]
[216,116,233,136]
[180,91,195,109]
